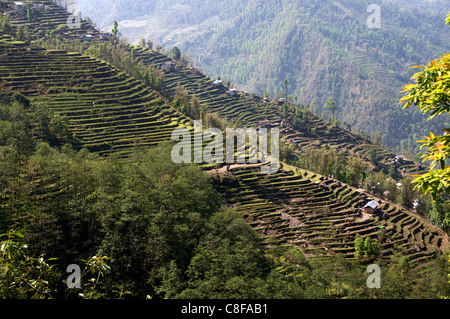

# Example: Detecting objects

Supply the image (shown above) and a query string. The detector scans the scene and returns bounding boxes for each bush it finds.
[12,92,30,108]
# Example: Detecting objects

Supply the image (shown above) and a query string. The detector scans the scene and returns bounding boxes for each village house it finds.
[212,79,223,87]
[99,31,112,41]
[226,88,238,97]
[259,120,271,128]
[363,200,380,214]
[32,3,45,9]
[82,34,94,41]
[13,2,24,10]
[389,155,405,166]
[277,98,286,105]
[162,61,174,71]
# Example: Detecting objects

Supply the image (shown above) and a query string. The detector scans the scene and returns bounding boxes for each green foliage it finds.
[354,236,381,261]
[111,20,119,43]
[295,147,367,187]
[367,145,384,170]
[0,230,112,299]
[325,98,337,122]
[0,231,59,299]
[0,13,12,34]
[75,255,111,299]
[400,13,450,201]
[170,46,181,61]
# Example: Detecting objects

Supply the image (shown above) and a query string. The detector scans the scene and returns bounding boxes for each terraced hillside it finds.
[130,45,426,176]
[0,33,190,157]
[1,2,447,267]
[213,164,449,264]
[125,45,281,128]
[6,0,99,40]
[2,0,425,177]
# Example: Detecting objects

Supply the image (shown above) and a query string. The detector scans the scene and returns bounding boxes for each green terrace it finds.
[0,38,191,158]
[6,0,99,41]
[214,164,448,263]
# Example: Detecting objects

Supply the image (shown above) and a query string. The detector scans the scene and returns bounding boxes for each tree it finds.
[170,46,181,61]
[282,103,289,118]
[385,178,400,202]
[280,144,294,163]
[12,92,30,108]
[25,3,32,22]
[368,146,382,168]
[325,98,337,122]
[146,40,153,50]
[16,26,26,42]
[283,79,288,99]
[400,177,415,209]
[131,47,136,61]
[0,230,112,299]
[0,13,11,35]
[399,12,450,201]
[354,236,381,262]
[111,20,119,43]
[0,1,7,12]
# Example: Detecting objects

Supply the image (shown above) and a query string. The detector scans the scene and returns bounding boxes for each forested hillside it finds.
[75,0,450,155]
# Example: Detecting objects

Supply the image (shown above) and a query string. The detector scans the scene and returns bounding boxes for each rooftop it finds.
[364,200,380,210]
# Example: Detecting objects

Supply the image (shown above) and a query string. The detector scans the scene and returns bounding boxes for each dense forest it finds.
[75,0,450,156]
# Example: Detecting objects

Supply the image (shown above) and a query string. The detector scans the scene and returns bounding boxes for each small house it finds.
[389,155,405,166]
[13,2,24,10]
[226,88,238,97]
[363,200,380,214]
[162,61,174,71]
[190,67,201,75]
[82,34,94,41]
[212,80,223,87]
[259,120,271,127]
[413,199,420,210]
[99,31,112,40]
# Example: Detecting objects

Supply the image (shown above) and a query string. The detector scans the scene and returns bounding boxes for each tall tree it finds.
[111,20,119,43]
[283,79,288,99]
[325,98,337,122]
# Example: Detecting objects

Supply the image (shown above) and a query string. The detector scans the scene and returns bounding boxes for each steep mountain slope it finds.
[2,0,423,177]
[74,0,450,154]
[0,32,190,157]
[0,0,448,266]
[1,34,446,265]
